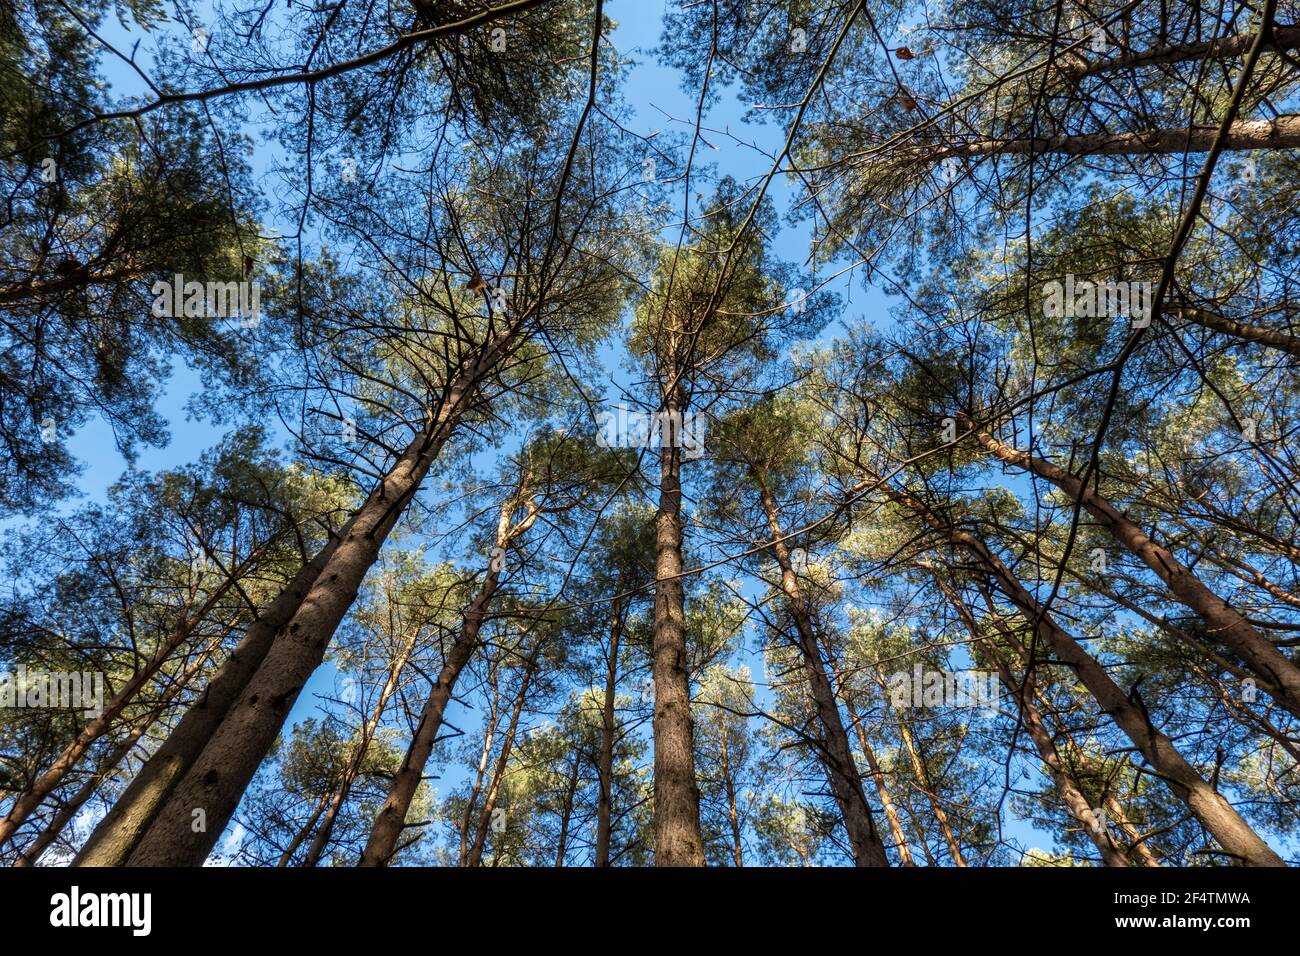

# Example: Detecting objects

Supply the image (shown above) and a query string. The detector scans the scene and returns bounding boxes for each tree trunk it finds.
[119,321,522,866]
[966,418,1300,719]
[275,789,331,866]
[935,113,1300,161]
[933,572,1136,866]
[911,496,1285,866]
[15,638,219,867]
[357,497,520,867]
[842,695,916,866]
[718,732,744,867]
[553,749,582,867]
[75,538,342,866]
[0,574,243,847]
[303,629,416,867]
[594,597,623,867]
[754,474,889,867]
[651,418,706,866]
[466,642,541,867]
[888,699,968,866]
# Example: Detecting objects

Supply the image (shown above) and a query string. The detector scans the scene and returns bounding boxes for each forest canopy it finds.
[0,0,1298,871]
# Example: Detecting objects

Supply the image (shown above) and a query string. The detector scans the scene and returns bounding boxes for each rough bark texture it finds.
[121,332,517,866]
[651,431,706,866]
[74,542,340,866]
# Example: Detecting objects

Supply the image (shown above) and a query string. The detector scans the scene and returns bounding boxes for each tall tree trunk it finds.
[965,418,1300,718]
[841,695,916,866]
[0,574,244,847]
[886,697,968,867]
[651,409,706,866]
[303,629,416,867]
[718,731,744,867]
[15,638,219,867]
[358,496,523,867]
[466,642,542,867]
[594,596,623,867]
[553,749,582,867]
[275,790,331,866]
[754,473,888,867]
[899,488,1286,866]
[121,322,522,866]
[934,113,1300,161]
[932,571,1135,866]
[75,537,343,866]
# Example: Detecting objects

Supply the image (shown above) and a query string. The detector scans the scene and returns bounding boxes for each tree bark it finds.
[900,489,1286,866]
[75,539,342,866]
[754,473,889,866]
[934,113,1300,161]
[594,596,623,867]
[465,642,541,867]
[357,497,522,867]
[651,421,706,866]
[122,333,519,866]
[0,575,244,847]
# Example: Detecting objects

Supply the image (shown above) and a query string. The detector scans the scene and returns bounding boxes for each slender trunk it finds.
[842,695,916,866]
[303,631,415,867]
[459,699,498,867]
[275,790,331,866]
[15,640,217,867]
[594,597,622,867]
[934,573,1135,866]
[754,474,888,866]
[911,497,1285,865]
[466,643,541,867]
[888,700,968,866]
[718,732,744,867]
[75,539,341,866]
[651,410,706,866]
[358,500,520,867]
[553,749,582,867]
[966,419,1300,718]
[0,575,242,846]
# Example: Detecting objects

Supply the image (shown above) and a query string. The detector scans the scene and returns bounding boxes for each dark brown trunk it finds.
[651,415,706,866]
